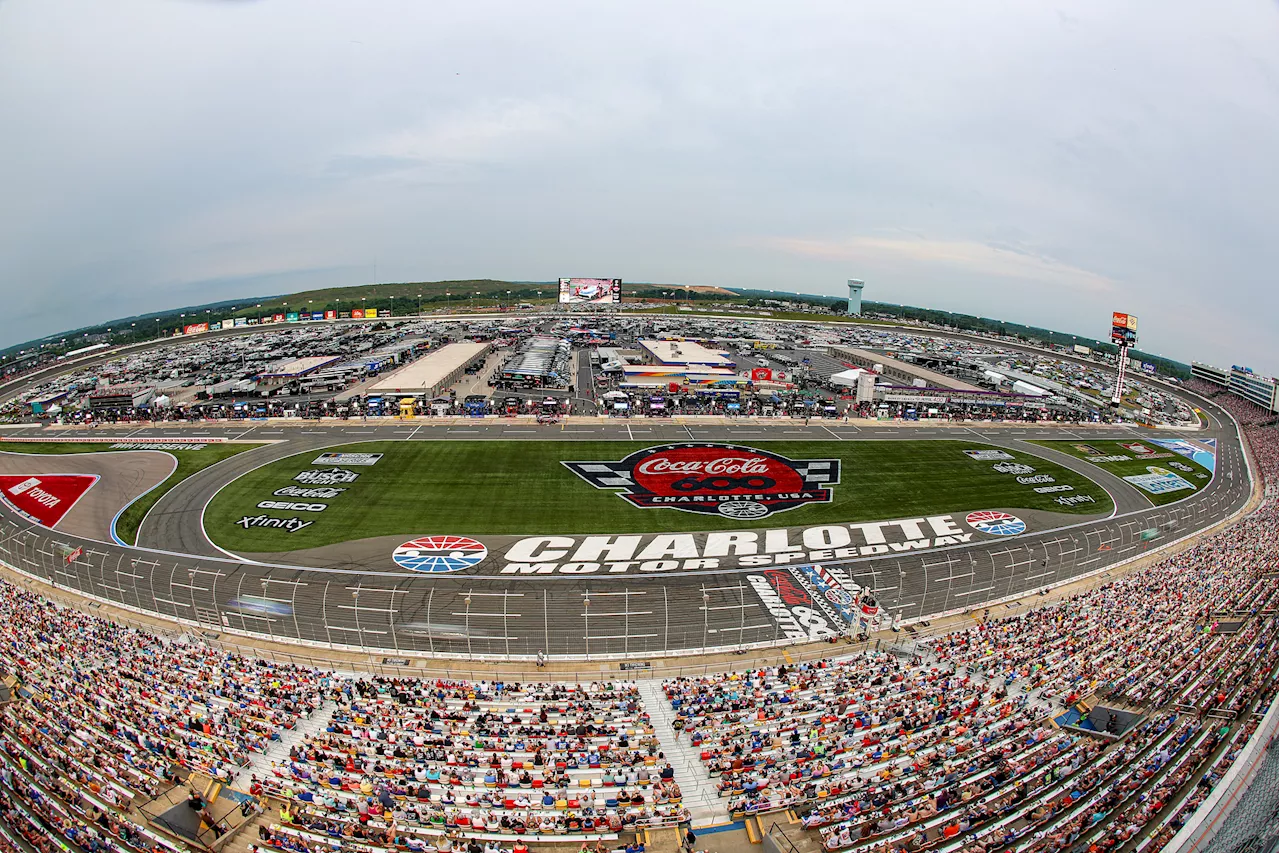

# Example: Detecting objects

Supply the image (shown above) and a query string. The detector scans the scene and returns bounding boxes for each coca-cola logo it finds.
[563,444,839,518]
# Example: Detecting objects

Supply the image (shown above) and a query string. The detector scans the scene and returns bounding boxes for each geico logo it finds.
[637,457,771,476]
[256,501,327,512]
[1032,484,1074,493]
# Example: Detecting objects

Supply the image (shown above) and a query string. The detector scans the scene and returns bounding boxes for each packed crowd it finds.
[259,676,687,852]
[661,420,1277,852]
[0,583,336,853]
[0,404,1268,853]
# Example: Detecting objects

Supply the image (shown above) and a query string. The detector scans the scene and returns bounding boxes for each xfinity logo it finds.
[236,515,314,532]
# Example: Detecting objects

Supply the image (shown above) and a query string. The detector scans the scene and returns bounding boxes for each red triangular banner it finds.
[0,474,97,528]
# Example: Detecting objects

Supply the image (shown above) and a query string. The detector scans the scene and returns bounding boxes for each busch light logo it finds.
[295,468,360,486]
[993,462,1036,475]
[562,444,840,519]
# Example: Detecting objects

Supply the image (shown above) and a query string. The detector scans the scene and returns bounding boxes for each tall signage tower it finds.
[1109,311,1138,407]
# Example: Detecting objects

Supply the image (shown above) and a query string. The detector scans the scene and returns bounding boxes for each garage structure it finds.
[827,345,981,392]
[256,355,343,390]
[366,341,492,397]
[639,339,736,369]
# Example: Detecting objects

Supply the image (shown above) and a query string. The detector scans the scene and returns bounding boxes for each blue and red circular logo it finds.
[966,510,1027,536]
[392,536,488,573]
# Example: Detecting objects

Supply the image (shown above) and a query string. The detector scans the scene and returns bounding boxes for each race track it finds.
[0,397,1252,662]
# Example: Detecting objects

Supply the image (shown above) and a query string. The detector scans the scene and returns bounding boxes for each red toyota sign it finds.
[563,444,839,519]
[0,474,98,528]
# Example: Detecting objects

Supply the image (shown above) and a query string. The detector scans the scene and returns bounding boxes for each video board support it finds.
[1109,311,1138,408]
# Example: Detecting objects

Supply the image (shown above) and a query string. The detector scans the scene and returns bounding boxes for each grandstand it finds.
[0,307,1271,853]
[0,410,1268,852]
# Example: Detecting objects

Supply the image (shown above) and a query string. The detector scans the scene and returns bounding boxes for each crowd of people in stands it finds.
[663,416,1277,853]
[258,676,688,852]
[0,406,1270,852]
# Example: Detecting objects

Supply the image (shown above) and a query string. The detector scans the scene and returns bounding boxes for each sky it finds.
[0,1,1275,372]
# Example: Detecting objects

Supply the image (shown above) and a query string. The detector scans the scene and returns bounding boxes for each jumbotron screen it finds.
[558,278,622,304]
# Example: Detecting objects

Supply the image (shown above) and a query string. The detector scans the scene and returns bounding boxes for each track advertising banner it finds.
[0,474,97,528]
[183,322,209,335]
[351,309,364,319]
[559,278,622,304]
[324,310,337,320]
[286,312,300,322]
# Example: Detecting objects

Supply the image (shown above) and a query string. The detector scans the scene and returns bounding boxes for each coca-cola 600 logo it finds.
[563,444,840,519]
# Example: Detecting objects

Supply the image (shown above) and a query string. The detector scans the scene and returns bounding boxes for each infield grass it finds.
[1027,438,1213,507]
[0,441,256,544]
[205,439,1113,552]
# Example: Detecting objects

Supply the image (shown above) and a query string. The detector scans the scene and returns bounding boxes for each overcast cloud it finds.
[0,0,1275,371]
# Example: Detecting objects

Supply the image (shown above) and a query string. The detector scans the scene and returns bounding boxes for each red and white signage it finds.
[0,474,97,528]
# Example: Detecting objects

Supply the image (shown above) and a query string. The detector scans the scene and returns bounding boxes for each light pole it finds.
[418,293,423,316]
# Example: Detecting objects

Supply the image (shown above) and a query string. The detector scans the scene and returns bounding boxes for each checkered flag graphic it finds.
[562,461,637,489]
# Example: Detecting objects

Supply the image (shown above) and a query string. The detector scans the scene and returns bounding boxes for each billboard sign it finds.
[183,322,209,335]
[1111,311,1138,346]
[351,309,364,319]
[324,310,336,320]
[273,313,286,323]
[559,278,622,304]
[233,317,248,327]
[366,308,378,318]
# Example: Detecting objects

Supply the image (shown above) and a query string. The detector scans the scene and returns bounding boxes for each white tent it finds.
[830,368,865,388]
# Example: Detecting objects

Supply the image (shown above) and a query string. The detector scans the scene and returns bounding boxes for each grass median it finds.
[1026,438,1213,507]
[205,439,1113,552]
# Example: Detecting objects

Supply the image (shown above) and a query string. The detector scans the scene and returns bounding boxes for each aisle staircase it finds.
[636,679,731,829]
[231,700,337,790]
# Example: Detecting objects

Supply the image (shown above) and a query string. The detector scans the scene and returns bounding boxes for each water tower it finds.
[847,280,865,315]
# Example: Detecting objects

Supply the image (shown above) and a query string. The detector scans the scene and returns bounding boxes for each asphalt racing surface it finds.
[0,394,1252,662]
